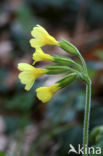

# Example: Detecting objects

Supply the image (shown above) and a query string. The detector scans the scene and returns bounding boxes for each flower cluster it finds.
[18,25,89,103]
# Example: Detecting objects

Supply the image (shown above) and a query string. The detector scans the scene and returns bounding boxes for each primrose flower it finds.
[32,48,54,64]
[36,73,77,103]
[30,25,59,48]
[36,84,60,103]
[18,63,47,91]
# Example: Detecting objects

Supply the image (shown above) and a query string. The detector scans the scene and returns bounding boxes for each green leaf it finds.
[90,126,103,143]
[4,91,35,111]
[90,126,103,155]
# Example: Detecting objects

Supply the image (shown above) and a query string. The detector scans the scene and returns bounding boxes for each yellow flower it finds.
[30,25,59,48]
[18,63,47,91]
[36,84,60,103]
[32,48,54,64]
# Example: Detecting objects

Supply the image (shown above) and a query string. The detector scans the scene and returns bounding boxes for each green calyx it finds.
[54,55,76,65]
[59,40,79,55]
[45,65,73,74]
[46,65,69,74]
[53,55,81,71]
[57,73,78,88]
[45,63,81,76]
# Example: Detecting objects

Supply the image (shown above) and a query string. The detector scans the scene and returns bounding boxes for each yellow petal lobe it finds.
[30,25,59,48]
[18,63,47,91]
[36,84,60,103]
[32,48,54,64]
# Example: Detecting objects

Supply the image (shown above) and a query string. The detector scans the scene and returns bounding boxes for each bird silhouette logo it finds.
[68,144,78,154]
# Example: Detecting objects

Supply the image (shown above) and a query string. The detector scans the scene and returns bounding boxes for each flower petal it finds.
[29,39,44,48]
[18,71,35,91]
[36,87,52,103]
[18,63,34,72]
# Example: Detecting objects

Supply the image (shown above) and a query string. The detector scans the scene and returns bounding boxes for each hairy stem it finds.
[83,82,91,156]
[76,48,88,74]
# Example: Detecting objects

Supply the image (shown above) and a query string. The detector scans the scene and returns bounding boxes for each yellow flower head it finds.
[32,48,54,64]
[30,25,59,48]
[18,63,47,91]
[36,84,60,103]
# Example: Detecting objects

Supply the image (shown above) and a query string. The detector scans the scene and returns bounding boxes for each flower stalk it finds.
[83,81,91,156]
[74,48,91,156]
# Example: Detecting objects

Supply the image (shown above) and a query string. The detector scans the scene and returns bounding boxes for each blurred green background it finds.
[0,0,103,155]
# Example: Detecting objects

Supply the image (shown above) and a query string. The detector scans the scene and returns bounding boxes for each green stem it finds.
[77,51,88,73]
[83,82,91,156]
